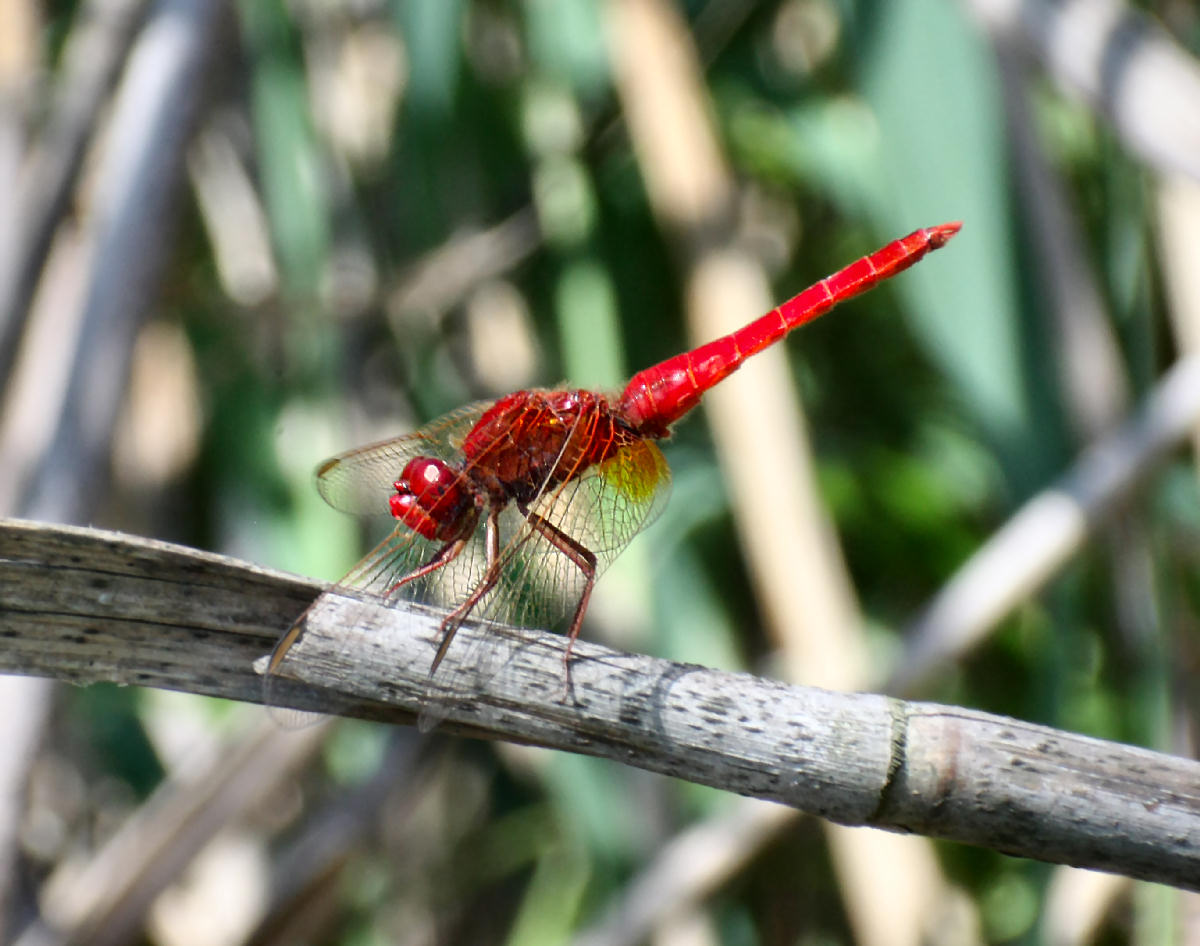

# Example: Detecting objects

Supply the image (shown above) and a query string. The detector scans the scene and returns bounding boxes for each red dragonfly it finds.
[268,222,960,702]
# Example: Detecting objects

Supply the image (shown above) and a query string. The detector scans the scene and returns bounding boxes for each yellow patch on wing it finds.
[599,440,669,505]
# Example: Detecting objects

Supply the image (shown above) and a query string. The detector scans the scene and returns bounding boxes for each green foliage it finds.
[30,0,1194,940]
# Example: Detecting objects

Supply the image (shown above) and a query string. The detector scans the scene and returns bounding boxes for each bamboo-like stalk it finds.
[1,519,1198,891]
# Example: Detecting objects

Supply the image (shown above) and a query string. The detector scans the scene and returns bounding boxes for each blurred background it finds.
[1,0,1199,943]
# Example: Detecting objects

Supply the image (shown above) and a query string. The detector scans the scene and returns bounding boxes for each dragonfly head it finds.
[391,457,472,541]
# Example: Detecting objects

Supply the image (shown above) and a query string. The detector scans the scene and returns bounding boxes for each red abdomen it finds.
[617,222,960,436]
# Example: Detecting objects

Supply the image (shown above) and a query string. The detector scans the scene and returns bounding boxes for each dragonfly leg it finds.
[386,511,478,597]
[430,505,503,676]
[523,510,597,679]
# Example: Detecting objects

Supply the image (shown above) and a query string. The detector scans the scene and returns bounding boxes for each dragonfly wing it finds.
[503,438,671,629]
[439,430,671,636]
[581,437,672,559]
[315,401,493,516]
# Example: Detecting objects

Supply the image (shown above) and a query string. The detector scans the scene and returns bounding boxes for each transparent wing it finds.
[470,435,672,633]
[314,401,493,517]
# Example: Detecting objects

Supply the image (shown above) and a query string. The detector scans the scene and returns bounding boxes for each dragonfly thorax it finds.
[390,456,475,541]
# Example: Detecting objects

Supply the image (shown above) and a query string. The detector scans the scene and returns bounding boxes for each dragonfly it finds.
[267,222,961,711]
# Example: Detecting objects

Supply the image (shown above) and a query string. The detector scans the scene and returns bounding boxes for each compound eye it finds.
[390,457,469,540]
[401,457,452,500]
